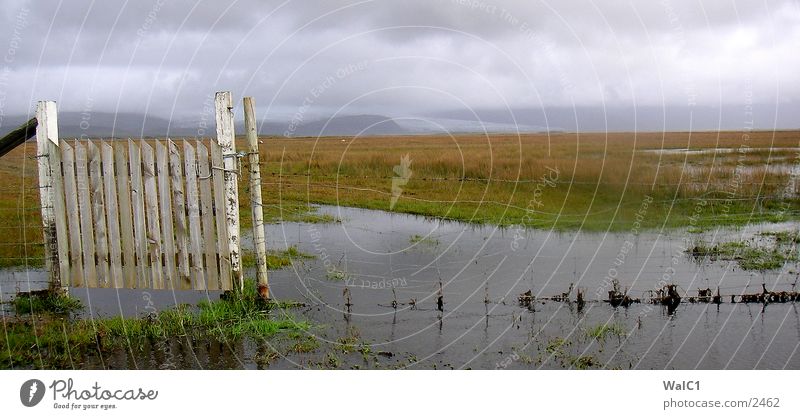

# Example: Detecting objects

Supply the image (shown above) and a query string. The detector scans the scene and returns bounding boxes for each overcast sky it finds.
[0,0,798,125]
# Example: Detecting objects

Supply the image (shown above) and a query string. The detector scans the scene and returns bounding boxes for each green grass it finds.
[409,234,439,246]
[246,202,339,229]
[545,337,570,356]
[569,355,598,370]
[760,230,800,243]
[1,282,312,368]
[585,323,627,341]
[240,245,315,269]
[13,292,84,315]
[326,267,348,281]
[688,239,799,271]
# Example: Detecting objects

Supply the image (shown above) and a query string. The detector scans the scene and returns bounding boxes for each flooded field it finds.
[3,205,799,369]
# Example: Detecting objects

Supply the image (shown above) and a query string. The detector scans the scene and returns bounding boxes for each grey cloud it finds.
[0,0,797,130]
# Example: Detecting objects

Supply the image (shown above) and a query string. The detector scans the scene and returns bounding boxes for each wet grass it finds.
[760,230,800,243]
[13,291,84,315]
[325,267,348,281]
[585,323,627,341]
[1,281,313,368]
[240,245,315,270]
[688,238,799,271]
[409,234,439,246]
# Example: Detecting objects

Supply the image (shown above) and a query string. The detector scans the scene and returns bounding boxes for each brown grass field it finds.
[256,129,800,228]
[2,130,799,268]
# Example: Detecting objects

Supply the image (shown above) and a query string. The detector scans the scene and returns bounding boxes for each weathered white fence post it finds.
[243,97,269,299]
[36,101,69,290]
[214,91,243,290]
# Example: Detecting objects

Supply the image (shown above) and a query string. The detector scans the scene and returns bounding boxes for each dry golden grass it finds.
[253,130,800,230]
[0,143,45,268]
[2,131,799,268]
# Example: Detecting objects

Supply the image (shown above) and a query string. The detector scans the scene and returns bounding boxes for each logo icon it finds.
[390,154,412,209]
[20,379,45,407]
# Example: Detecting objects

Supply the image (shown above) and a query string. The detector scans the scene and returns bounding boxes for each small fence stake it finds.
[214,91,243,291]
[243,96,269,299]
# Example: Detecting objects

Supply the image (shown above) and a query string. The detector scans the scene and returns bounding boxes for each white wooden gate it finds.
[35,93,243,291]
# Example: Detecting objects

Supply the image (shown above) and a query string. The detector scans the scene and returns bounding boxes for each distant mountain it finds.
[0,112,175,138]
[430,104,800,132]
[0,112,407,138]
[3,104,796,139]
[272,114,407,137]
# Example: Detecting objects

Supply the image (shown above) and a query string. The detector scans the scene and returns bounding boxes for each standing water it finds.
[3,205,799,369]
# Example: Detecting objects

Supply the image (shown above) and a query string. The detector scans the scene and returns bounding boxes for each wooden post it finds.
[0,117,37,158]
[36,101,68,289]
[243,97,269,299]
[214,91,242,291]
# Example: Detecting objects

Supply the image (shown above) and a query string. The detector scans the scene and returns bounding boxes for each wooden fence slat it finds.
[115,144,136,289]
[156,140,177,289]
[88,141,110,287]
[50,141,69,287]
[210,140,232,290]
[60,141,84,287]
[102,142,123,287]
[74,142,96,287]
[169,140,191,289]
[196,141,218,290]
[142,141,164,289]
[214,92,242,288]
[129,140,149,288]
[184,141,205,290]
[88,142,110,287]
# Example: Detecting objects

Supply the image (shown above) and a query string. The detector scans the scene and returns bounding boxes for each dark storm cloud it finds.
[0,0,797,126]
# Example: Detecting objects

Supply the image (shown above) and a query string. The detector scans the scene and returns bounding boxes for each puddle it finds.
[3,205,800,369]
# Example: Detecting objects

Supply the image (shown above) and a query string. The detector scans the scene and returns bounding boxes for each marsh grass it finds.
[409,234,439,246]
[240,245,315,269]
[585,323,627,341]
[250,131,800,232]
[13,292,83,315]
[1,132,798,267]
[688,238,799,271]
[2,280,311,368]
[326,267,348,281]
